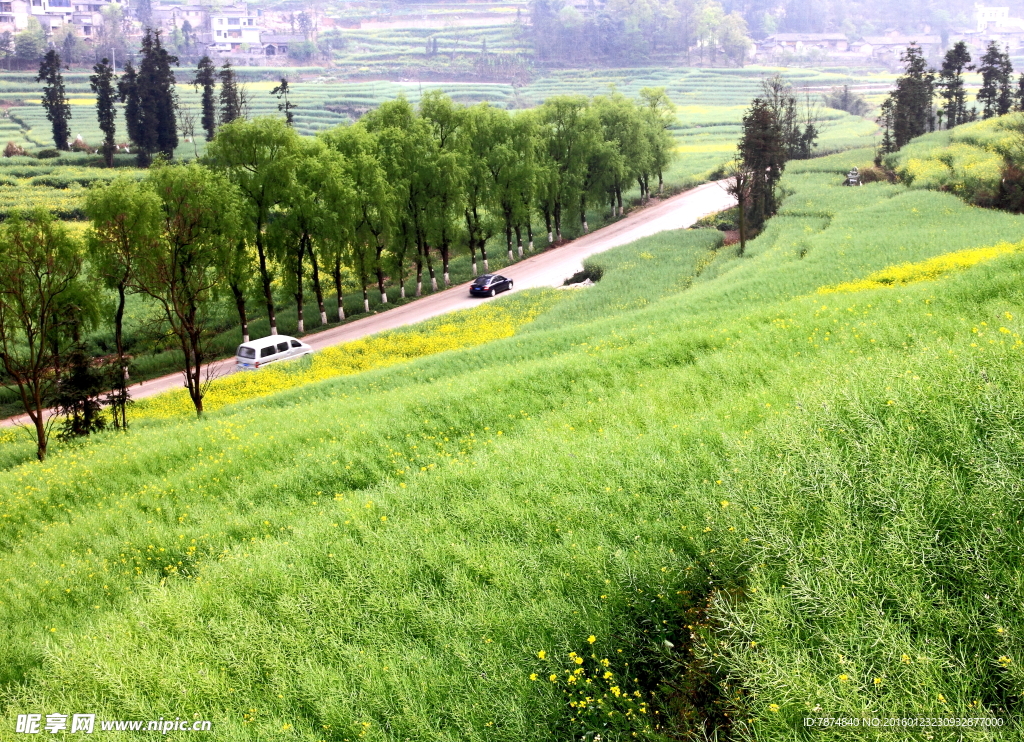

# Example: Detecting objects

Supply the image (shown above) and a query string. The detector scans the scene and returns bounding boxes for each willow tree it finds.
[0,210,84,459]
[84,178,162,428]
[134,163,241,416]
[207,117,300,337]
[322,125,394,311]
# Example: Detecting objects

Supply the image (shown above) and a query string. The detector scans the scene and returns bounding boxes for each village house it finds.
[756,32,849,59]
[0,0,126,39]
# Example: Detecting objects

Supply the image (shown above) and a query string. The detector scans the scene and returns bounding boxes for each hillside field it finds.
[0,63,880,419]
[0,144,1022,739]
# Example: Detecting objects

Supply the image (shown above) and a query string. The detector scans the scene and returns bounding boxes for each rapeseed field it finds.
[1,149,1022,740]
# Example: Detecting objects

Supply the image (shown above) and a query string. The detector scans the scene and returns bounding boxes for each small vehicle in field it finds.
[236,335,313,370]
[469,274,513,297]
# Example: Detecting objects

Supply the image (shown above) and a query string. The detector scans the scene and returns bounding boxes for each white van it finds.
[236,335,313,370]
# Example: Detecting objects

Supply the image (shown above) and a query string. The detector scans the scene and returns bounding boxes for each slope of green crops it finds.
[1,144,1023,740]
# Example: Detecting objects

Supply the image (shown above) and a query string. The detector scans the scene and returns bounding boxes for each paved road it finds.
[1,180,734,428]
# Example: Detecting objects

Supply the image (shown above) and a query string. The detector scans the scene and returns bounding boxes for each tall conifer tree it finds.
[139,29,178,162]
[878,46,935,153]
[938,41,972,128]
[219,62,240,125]
[118,61,141,158]
[978,41,1014,119]
[193,56,216,140]
[36,50,70,151]
[90,57,117,167]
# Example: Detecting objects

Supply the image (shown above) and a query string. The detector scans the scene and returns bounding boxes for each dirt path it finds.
[1,180,734,429]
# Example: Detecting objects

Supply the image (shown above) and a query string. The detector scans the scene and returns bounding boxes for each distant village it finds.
[0,0,1022,69]
[753,5,1024,68]
[0,0,315,65]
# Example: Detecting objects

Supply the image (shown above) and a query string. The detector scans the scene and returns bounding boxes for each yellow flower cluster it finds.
[132,291,562,420]
[818,240,1024,294]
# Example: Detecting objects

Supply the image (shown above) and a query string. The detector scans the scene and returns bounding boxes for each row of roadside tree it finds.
[0,89,676,460]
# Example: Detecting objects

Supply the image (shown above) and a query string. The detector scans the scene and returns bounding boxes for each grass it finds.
[1,145,1023,739]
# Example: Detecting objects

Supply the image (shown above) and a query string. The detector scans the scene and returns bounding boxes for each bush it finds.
[3,141,26,158]
[693,206,739,231]
[856,165,890,183]
[36,149,60,159]
[563,261,604,285]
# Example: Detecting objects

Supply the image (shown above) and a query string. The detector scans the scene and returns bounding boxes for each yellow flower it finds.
[998,656,1012,667]
[768,703,780,713]
[873,677,883,686]
[131,290,564,420]
[720,500,729,508]
[838,674,849,682]
[818,241,1024,295]
[537,650,546,660]
[549,674,558,682]
[587,635,597,644]
[529,673,538,681]
[901,654,911,664]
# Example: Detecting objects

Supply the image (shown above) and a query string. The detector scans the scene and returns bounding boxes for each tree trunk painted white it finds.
[242,332,249,343]
[270,323,277,336]
[417,279,422,296]
[582,219,588,234]
[297,318,304,333]
[483,258,489,271]
[548,231,553,243]
[400,284,406,299]
[319,310,327,325]
[508,247,514,261]
[363,298,370,313]
[337,297,345,321]
[472,259,477,276]
[444,271,450,286]
[381,292,388,304]
[431,276,438,291]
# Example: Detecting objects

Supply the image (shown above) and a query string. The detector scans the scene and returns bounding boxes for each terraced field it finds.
[0,65,880,220]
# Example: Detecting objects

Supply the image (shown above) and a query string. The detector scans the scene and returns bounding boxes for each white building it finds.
[976,5,1012,32]
[0,0,126,39]
[206,3,262,51]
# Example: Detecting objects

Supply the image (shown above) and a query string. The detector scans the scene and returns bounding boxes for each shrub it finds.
[856,165,889,183]
[693,206,739,231]
[36,149,60,159]
[3,141,25,158]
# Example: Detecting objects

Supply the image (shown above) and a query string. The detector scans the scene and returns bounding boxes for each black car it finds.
[469,274,513,297]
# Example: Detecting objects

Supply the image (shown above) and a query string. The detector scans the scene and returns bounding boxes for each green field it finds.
[0,63,879,412]
[1,141,1023,738]
[0,65,879,224]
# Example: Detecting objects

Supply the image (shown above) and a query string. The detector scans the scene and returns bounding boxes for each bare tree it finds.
[178,101,199,157]
[725,163,753,256]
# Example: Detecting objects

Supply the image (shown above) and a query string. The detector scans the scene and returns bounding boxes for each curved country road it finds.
[1,180,735,428]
